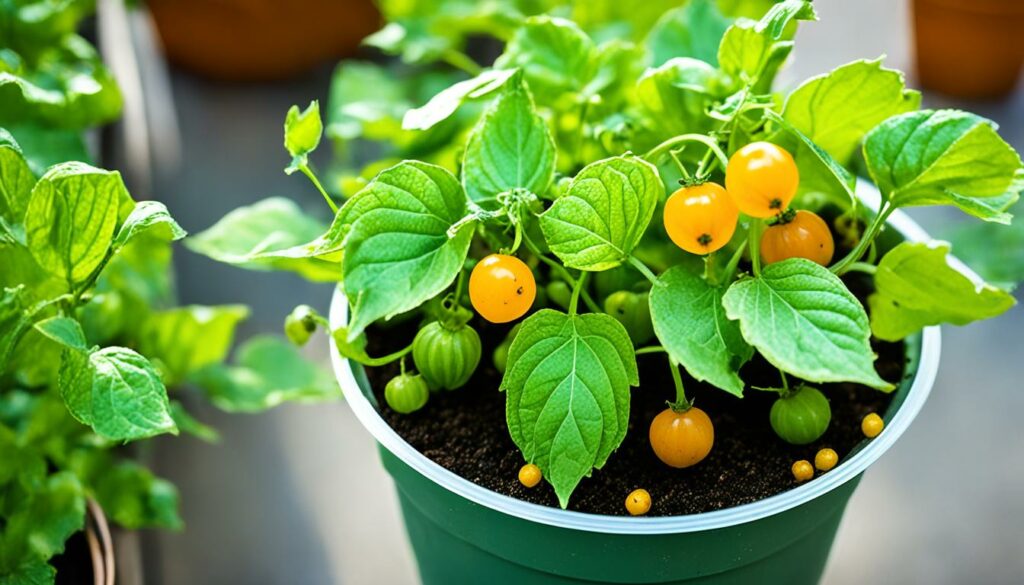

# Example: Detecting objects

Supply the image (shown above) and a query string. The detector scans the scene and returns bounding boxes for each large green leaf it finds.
[766,110,857,207]
[24,162,129,284]
[403,68,518,131]
[500,309,638,508]
[722,259,891,390]
[649,266,752,396]
[185,197,341,282]
[717,0,815,85]
[646,0,731,68]
[136,305,249,384]
[635,57,721,141]
[191,335,340,413]
[782,59,920,165]
[341,161,474,338]
[0,472,84,574]
[462,73,555,206]
[864,109,1024,223]
[0,129,35,239]
[540,155,662,271]
[868,241,1016,341]
[0,36,122,129]
[59,346,177,441]
[494,16,595,105]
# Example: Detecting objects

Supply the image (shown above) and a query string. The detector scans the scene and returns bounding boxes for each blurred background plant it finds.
[0,2,338,583]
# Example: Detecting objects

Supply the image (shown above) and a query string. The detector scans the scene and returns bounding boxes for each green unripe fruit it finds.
[412,321,482,391]
[594,265,642,302]
[384,373,429,414]
[285,304,318,346]
[492,324,522,374]
[770,386,831,445]
[546,281,572,310]
[603,291,654,345]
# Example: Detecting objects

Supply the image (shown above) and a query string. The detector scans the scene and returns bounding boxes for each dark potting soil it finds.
[364,272,907,516]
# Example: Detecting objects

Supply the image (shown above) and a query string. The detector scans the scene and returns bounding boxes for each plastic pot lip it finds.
[329,192,943,536]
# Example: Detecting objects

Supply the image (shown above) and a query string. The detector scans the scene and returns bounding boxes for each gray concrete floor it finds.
[143,1,1024,583]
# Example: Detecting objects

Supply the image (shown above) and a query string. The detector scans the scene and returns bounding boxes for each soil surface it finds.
[364,272,907,516]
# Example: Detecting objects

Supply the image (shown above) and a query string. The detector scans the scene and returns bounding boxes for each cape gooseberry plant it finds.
[190,0,1023,508]
[0,3,336,582]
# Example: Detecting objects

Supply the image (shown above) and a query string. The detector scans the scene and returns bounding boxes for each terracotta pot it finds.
[912,0,1024,98]
[148,0,380,81]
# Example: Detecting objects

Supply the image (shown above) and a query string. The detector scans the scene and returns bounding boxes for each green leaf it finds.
[722,259,892,390]
[782,59,920,165]
[646,0,731,68]
[0,36,122,130]
[755,0,817,39]
[765,110,857,207]
[403,68,518,131]
[947,198,1024,289]
[864,109,1024,223]
[341,161,474,339]
[635,57,722,142]
[649,266,752,397]
[718,19,774,81]
[494,16,595,105]
[0,472,84,573]
[112,201,186,249]
[462,74,555,206]
[1,123,90,176]
[24,162,130,284]
[326,61,409,142]
[60,347,177,440]
[868,241,1016,341]
[169,401,220,443]
[283,100,323,174]
[92,460,182,530]
[136,305,249,384]
[500,309,638,507]
[0,560,56,585]
[0,129,35,239]
[185,197,341,282]
[33,316,87,351]
[192,336,340,413]
[0,286,31,371]
[540,155,662,271]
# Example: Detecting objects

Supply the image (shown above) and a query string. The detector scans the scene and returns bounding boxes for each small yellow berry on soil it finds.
[862,413,884,438]
[518,463,542,488]
[791,460,814,482]
[815,448,839,472]
[625,489,652,516]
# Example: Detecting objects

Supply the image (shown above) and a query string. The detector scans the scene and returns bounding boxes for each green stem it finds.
[442,49,483,76]
[779,370,790,392]
[72,247,115,305]
[523,234,602,313]
[628,255,660,286]
[703,252,718,286]
[644,134,729,169]
[667,357,691,411]
[844,262,877,275]
[452,266,468,305]
[669,149,692,183]
[568,271,588,316]
[356,343,413,368]
[300,164,338,214]
[720,238,748,284]
[748,219,765,277]
[831,205,894,275]
[635,345,666,355]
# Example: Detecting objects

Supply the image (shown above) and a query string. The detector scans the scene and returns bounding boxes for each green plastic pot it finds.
[329,195,943,585]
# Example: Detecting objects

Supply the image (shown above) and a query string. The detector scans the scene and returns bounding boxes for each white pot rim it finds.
[329,186,943,535]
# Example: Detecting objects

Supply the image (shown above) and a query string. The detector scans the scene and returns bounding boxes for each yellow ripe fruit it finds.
[791,460,814,482]
[518,463,542,488]
[862,413,884,438]
[625,489,652,516]
[814,448,839,472]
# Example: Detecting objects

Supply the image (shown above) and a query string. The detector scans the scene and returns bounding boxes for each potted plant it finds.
[0,3,337,582]
[190,0,1022,583]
